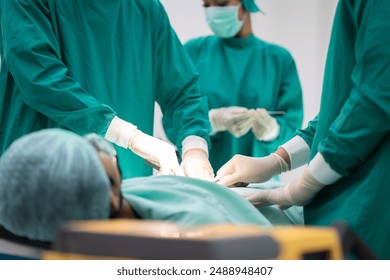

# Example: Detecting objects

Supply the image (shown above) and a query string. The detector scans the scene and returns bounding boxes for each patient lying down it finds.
[0,129,298,243]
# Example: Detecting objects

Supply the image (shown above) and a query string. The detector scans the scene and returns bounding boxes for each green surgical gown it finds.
[121,175,272,227]
[0,0,210,178]
[185,34,303,170]
[296,1,390,259]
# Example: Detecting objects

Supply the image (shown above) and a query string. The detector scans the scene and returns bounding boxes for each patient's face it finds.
[97,152,122,216]
[84,134,123,217]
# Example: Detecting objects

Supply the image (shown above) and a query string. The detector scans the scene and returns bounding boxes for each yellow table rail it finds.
[43,220,344,260]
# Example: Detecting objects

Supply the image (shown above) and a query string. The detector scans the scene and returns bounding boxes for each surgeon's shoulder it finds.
[132,0,165,16]
[185,36,215,50]
[258,39,295,62]
[184,36,217,56]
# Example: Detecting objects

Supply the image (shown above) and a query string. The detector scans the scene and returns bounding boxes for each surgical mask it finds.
[205,4,246,38]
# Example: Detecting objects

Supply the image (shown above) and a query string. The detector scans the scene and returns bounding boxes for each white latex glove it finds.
[180,149,214,181]
[209,106,254,138]
[252,109,280,141]
[245,169,325,209]
[215,153,289,187]
[128,130,183,176]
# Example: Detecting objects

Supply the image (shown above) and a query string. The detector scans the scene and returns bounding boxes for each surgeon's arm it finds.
[314,2,390,179]
[2,0,182,175]
[245,2,390,208]
[153,2,213,180]
[2,0,115,136]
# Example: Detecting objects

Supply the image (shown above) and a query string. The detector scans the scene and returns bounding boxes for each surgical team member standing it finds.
[216,0,390,259]
[184,0,303,170]
[0,0,213,180]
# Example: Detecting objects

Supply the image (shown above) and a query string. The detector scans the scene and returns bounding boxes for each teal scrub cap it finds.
[241,0,261,13]
[0,129,110,242]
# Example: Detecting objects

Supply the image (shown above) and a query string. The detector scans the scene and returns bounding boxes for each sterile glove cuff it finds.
[280,136,311,170]
[105,116,137,148]
[308,153,342,185]
[182,136,209,157]
[270,153,290,174]
[209,109,226,134]
[258,122,280,142]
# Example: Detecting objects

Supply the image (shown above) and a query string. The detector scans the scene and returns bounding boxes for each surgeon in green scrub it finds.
[215,1,390,259]
[0,0,213,180]
[184,0,303,171]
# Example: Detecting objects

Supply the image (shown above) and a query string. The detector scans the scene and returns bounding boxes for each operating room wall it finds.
[155,0,338,182]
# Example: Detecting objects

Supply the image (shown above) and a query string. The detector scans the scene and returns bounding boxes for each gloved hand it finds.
[209,106,254,138]
[180,148,214,181]
[252,109,280,141]
[244,169,325,209]
[128,130,183,176]
[215,153,289,187]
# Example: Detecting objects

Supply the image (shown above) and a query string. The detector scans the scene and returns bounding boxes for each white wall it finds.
[156,0,338,181]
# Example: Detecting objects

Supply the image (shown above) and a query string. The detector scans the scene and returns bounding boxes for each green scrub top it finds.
[185,34,303,170]
[0,0,210,179]
[121,175,272,227]
[296,1,390,259]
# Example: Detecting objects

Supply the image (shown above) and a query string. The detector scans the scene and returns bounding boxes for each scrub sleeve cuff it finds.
[105,116,138,148]
[308,153,342,185]
[182,136,209,157]
[280,136,311,169]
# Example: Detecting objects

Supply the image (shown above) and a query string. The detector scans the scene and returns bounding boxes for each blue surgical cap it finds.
[0,129,110,242]
[241,0,261,13]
